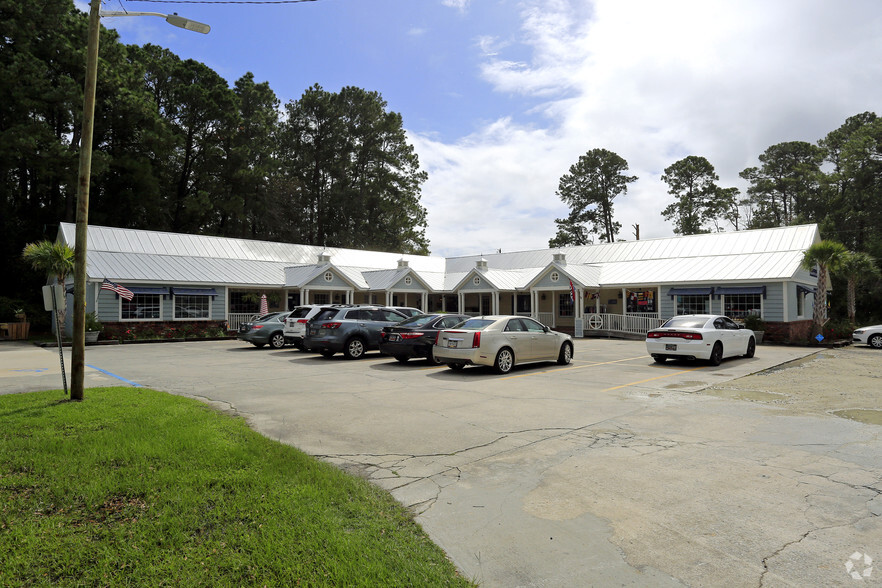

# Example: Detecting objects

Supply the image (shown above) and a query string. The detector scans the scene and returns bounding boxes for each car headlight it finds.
[854,329,864,334]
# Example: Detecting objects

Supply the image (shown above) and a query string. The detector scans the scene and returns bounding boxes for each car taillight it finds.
[322,322,341,329]
[435,331,442,344]
[297,319,308,323]
[400,332,424,339]
[648,331,702,340]
[472,332,481,348]
[252,325,264,330]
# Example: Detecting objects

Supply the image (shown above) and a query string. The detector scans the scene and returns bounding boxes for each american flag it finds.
[569,280,576,303]
[101,278,134,301]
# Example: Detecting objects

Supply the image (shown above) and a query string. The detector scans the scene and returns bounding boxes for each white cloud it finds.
[441,0,471,13]
[414,0,882,257]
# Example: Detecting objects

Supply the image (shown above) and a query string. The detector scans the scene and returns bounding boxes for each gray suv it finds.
[304,305,407,359]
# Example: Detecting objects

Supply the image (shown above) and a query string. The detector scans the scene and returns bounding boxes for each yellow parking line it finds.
[498,355,650,380]
[601,366,706,391]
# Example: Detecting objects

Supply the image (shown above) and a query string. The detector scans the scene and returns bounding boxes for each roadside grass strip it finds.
[0,387,472,587]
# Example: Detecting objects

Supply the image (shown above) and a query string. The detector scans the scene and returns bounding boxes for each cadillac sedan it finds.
[433,315,574,374]
[646,314,756,366]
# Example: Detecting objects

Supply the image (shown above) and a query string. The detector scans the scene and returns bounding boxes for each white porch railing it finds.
[227,312,258,331]
[538,312,555,327]
[582,313,663,336]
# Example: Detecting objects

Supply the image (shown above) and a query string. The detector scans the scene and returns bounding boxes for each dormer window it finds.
[324,271,333,282]
[550,272,560,282]
[473,276,481,286]
[404,276,412,286]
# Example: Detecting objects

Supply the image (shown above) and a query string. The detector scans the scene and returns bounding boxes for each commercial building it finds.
[55,222,822,341]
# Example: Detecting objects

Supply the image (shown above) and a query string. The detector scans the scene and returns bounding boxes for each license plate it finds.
[448,340,458,348]
[665,344,677,351]
[388,334,399,342]
[309,328,317,335]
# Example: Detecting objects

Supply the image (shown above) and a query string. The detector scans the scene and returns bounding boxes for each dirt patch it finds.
[705,346,882,422]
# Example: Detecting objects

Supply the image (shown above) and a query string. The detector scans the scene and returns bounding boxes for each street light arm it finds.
[99,10,211,34]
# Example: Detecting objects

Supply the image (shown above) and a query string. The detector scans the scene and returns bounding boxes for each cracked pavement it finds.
[2,339,880,586]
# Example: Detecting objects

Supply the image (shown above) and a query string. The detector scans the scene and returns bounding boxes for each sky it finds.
[93,0,882,258]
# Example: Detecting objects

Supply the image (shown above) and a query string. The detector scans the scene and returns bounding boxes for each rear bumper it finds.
[433,345,492,367]
[379,341,431,358]
[646,340,712,360]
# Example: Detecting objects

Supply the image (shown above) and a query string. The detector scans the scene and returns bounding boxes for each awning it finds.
[171,287,218,297]
[796,285,817,296]
[129,287,169,295]
[715,286,766,298]
[666,287,713,298]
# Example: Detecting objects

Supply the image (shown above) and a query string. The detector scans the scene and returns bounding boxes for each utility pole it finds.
[71,0,102,401]
[632,223,640,240]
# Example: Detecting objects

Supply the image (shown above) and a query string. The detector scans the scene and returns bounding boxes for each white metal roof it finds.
[60,223,821,292]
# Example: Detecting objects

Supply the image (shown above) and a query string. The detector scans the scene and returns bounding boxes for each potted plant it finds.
[743,314,765,344]
[85,311,102,342]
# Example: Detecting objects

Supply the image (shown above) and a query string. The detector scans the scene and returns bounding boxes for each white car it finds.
[433,315,574,374]
[853,325,882,349]
[646,314,756,366]
[283,305,323,349]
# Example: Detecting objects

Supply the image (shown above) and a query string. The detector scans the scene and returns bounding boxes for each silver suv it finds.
[304,305,407,359]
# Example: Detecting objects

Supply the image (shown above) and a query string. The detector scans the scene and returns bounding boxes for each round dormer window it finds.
[473,276,481,286]
[324,271,333,282]
[550,272,560,282]
[404,276,412,286]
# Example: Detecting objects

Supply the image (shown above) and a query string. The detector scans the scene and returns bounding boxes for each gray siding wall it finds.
[95,284,226,321]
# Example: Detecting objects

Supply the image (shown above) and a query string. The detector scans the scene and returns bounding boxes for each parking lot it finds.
[2,338,881,586]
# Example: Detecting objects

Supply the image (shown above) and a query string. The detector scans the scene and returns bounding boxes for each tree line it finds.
[0,0,429,314]
[550,114,882,323]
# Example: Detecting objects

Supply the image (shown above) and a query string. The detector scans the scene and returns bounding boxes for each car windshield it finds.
[312,309,340,322]
[255,312,283,323]
[455,319,496,330]
[662,316,708,329]
[397,315,434,327]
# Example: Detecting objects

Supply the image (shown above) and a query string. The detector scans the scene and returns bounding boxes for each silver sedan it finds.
[433,315,574,374]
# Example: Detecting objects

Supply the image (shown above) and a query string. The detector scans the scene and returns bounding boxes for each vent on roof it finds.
[318,251,331,263]
[553,252,567,265]
[476,258,488,271]
[398,258,409,269]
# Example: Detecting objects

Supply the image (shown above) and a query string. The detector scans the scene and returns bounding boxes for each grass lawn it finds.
[0,387,472,587]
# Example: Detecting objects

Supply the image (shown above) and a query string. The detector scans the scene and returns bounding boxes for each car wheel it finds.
[252,342,265,348]
[395,355,409,363]
[653,356,667,364]
[557,342,573,365]
[269,333,285,349]
[869,334,882,349]
[320,349,335,358]
[744,337,756,358]
[344,337,366,360]
[447,363,464,371]
[709,342,723,366]
[494,347,515,374]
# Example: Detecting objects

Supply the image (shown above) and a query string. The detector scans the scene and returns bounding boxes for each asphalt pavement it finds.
[1,339,880,587]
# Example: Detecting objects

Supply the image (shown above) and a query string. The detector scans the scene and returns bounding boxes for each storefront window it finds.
[174,295,210,319]
[723,294,762,319]
[229,291,258,314]
[676,295,708,315]
[516,294,531,313]
[122,294,161,320]
[627,290,656,313]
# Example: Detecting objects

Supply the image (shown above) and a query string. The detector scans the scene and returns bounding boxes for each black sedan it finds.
[380,313,470,364]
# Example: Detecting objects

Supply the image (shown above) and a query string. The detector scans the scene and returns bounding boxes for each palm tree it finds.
[800,240,847,339]
[839,251,880,326]
[22,240,75,337]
